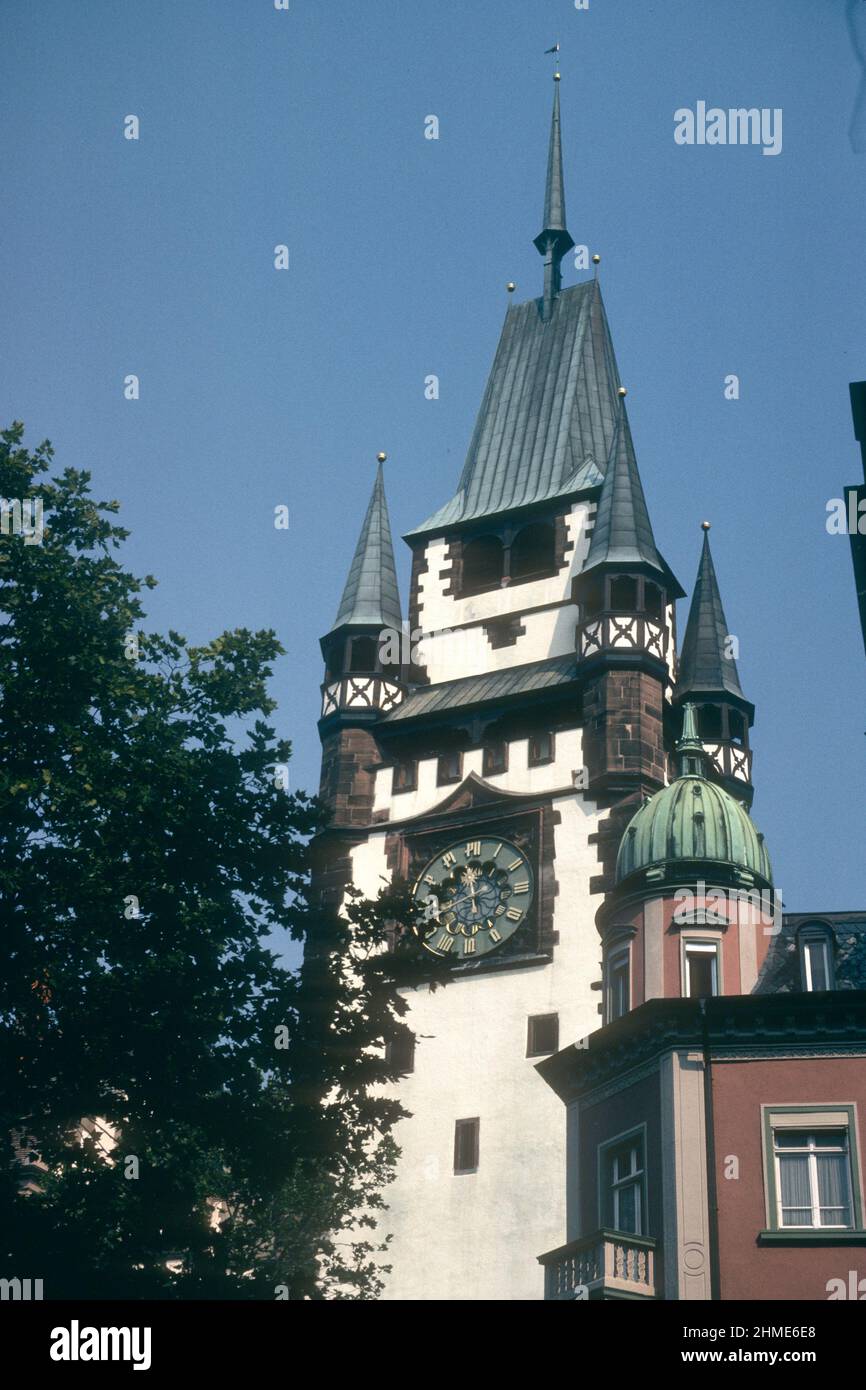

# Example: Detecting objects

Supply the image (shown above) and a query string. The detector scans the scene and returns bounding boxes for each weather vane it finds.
[544,41,560,79]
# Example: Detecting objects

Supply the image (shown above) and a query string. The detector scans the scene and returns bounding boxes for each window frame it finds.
[453,1117,480,1175]
[391,758,417,795]
[482,740,508,778]
[682,935,722,998]
[606,945,631,1022]
[384,1031,416,1076]
[436,749,463,786]
[526,1012,559,1058]
[761,1105,864,1235]
[598,1124,647,1237]
[798,924,835,993]
[527,730,555,768]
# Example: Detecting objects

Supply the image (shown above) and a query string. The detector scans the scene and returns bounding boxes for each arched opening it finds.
[609,575,638,612]
[462,536,504,594]
[349,635,378,673]
[581,571,605,617]
[728,710,747,746]
[698,704,723,741]
[510,522,556,582]
[643,581,664,620]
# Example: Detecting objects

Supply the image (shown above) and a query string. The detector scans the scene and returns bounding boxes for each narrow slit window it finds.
[454,1118,480,1174]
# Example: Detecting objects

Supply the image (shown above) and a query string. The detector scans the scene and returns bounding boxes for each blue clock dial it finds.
[412,836,534,960]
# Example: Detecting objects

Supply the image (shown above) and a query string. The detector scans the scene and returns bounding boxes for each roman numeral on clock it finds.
[462,937,476,955]
[465,841,481,858]
[513,880,529,894]
[435,933,454,953]
[507,857,523,872]
[442,852,456,867]
[506,907,522,922]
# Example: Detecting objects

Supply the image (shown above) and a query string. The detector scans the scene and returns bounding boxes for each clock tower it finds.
[310,77,749,1300]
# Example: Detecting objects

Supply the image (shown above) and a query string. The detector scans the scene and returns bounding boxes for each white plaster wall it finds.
[347,731,604,1301]
[415,503,593,685]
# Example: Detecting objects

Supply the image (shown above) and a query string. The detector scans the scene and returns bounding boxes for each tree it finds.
[0,422,441,1299]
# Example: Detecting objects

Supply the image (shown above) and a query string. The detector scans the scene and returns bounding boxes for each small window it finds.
[527,1014,559,1057]
[349,635,378,673]
[510,522,556,582]
[609,576,637,612]
[437,750,463,786]
[608,948,631,1021]
[482,740,508,777]
[603,1132,645,1235]
[774,1130,853,1229]
[684,940,719,998]
[392,759,417,794]
[800,930,834,992]
[462,536,504,594]
[454,1118,480,1174]
[643,581,663,620]
[385,1031,415,1076]
[528,731,554,767]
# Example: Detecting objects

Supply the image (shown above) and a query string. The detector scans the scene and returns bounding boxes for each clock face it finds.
[412,835,534,960]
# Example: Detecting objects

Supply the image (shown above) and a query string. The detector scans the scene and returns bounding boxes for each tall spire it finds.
[582,400,666,576]
[677,525,746,701]
[533,75,575,322]
[329,461,402,634]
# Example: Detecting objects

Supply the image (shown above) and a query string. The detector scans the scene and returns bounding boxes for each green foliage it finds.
[0,422,441,1300]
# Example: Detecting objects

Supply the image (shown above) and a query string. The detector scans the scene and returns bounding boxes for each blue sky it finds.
[2,0,864,911]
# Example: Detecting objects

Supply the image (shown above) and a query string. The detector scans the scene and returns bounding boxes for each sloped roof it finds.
[582,405,666,575]
[676,529,746,702]
[329,463,402,634]
[382,653,577,723]
[407,279,619,536]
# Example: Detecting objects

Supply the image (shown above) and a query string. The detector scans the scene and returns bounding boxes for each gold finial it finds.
[377,452,387,464]
[617,386,627,398]
[554,71,561,81]
[701,520,711,531]
[592,254,601,265]
[506,282,516,293]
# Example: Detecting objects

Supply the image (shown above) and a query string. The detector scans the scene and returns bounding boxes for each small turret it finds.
[674,524,755,805]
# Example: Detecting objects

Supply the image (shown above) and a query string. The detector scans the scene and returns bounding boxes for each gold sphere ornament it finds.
[554,72,561,81]
[506,281,516,293]
[377,452,387,464]
[592,254,601,265]
[617,386,628,398]
[701,520,711,531]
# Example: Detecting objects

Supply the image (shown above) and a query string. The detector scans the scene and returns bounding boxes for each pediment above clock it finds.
[425,771,528,817]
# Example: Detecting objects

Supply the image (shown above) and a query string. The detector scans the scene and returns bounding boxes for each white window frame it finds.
[799,930,834,992]
[683,937,720,998]
[607,946,631,1022]
[599,1126,646,1236]
[772,1128,853,1230]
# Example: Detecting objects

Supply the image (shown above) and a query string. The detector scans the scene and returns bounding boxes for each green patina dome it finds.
[615,705,773,888]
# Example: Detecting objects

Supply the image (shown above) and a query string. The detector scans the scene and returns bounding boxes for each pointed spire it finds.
[582,399,666,575]
[329,461,402,634]
[677,525,746,701]
[533,76,575,321]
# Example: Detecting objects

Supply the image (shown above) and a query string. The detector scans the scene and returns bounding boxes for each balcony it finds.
[538,1229,657,1300]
